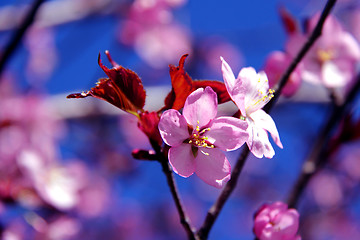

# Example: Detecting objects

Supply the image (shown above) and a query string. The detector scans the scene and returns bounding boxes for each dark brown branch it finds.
[197,147,250,240]
[0,0,46,80]
[287,73,360,208]
[197,0,337,239]
[148,138,197,240]
[157,150,198,240]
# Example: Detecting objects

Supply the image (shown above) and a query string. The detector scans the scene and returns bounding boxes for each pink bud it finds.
[253,202,301,240]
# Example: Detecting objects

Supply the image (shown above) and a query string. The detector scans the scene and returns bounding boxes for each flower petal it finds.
[273,209,300,238]
[250,110,283,149]
[194,148,231,188]
[158,109,189,146]
[169,144,195,177]
[247,121,275,159]
[183,87,217,128]
[241,68,271,113]
[220,57,246,115]
[205,116,248,151]
[322,60,352,88]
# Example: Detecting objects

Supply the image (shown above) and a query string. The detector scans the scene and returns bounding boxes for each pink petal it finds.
[239,67,270,113]
[247,121,275,159]
[250,110,283,149]
[158,109,190,147]
[273,209,300,238]
[183,87,217,128]
[337,32,360,61]
[285,33,307,58]
[263,51,302,97]
[301,61,322,85]
[194,148,231,188]
[168,144,195,177]
[321,61,348,88]
[204,116,248,151]
[220,57,246,116]
[254,215,271,238]
[267,202,288,219]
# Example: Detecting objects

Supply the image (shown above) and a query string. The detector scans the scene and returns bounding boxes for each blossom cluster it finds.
[69,51,283,188]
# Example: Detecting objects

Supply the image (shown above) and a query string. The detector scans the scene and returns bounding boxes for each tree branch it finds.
[148,138,197,240]
[197,147,250,240]
[287,73,360,208]
[264,0,337,112]
[197,0,337,238]
[157,150,198,240]
[0,0,46,80]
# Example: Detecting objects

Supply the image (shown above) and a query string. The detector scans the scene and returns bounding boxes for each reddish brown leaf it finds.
[166,54,193,110]
[98,53,146,110]
[67,52,146,115]
[162,54,231,111]
[279,6,299,34]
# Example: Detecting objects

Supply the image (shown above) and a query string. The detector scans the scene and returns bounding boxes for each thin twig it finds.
[0,0,46,80]
[149,139,197,240]
[197,0,337,239]
[197,147,250,240]
[157,150,198,240]
[287,73,360,208]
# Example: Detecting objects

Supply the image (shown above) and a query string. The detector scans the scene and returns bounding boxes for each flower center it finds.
[245,88,275,114]
[188,121,214,149]
[317,49,334,63]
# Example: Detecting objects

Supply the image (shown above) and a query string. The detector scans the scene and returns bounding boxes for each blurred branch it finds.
[197,0,337,239]
[287,73,360,208]
[263,0,337,112]
[0,0,46,80]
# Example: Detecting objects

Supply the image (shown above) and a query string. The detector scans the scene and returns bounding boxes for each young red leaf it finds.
[279,6,299,34]
[162,54,231,111]
[67,52,146,115]
[166,54,193,110]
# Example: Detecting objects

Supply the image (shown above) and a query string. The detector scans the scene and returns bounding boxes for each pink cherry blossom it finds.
[118,0,191,68]
[286,13,360,89]
[221,57,283,159]
[253,202,301,240]
[158,87,248,188]
[263,51,302,97]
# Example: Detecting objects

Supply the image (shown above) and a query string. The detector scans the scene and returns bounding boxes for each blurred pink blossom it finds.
[119,0,191,68]
[33,216,81,240]
[286,13,360,88]
[158,87,248,188]
[339,141,360,180]
[18,150,83,210]
[24,26,57,86]
[309,171,343,208]
[253,202,301,240]
[263,51,302,97]
[221,57,283,158]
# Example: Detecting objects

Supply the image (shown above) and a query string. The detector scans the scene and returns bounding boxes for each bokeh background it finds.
[1,0,360,239]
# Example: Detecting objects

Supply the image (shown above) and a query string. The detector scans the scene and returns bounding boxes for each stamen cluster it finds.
[187,121,214,148]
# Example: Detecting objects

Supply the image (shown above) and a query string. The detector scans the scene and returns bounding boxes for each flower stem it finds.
[0,0,46,80]
[287,74,360,208]
[151,139,198,240]
[197,0,338,239]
